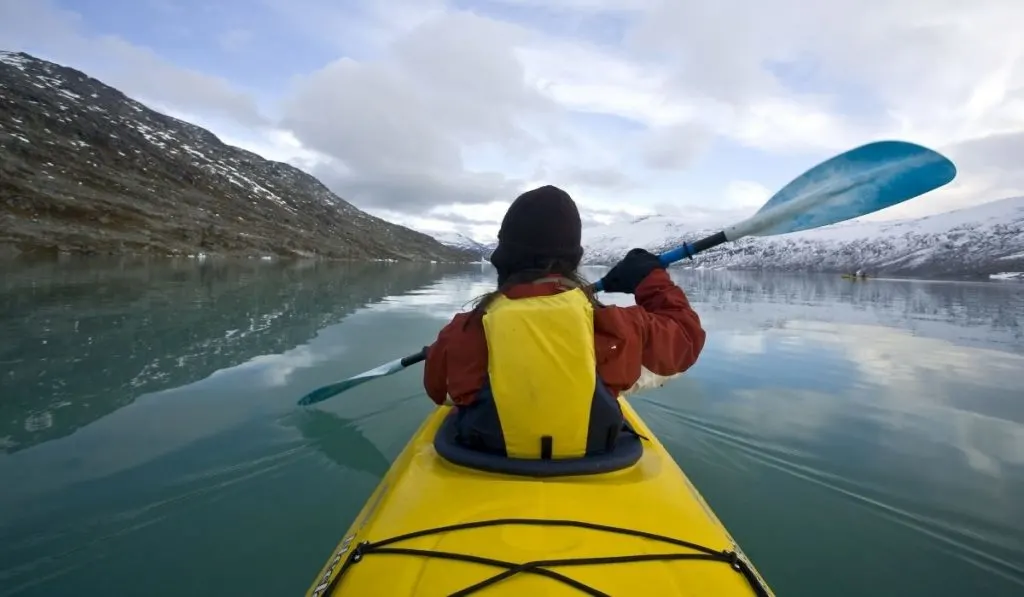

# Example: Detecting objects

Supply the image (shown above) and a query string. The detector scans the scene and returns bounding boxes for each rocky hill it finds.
[0,51,472,261]
[578,196,1024,279]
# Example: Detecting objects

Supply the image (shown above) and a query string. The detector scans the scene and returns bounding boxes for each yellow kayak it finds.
[304,398,774,596]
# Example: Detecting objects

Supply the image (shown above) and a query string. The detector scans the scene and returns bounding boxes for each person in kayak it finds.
[423,185,706,466]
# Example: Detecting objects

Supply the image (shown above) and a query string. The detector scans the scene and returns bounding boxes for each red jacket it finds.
[423,269,706,406]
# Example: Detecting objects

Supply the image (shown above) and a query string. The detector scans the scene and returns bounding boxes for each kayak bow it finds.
[304,398,774,597]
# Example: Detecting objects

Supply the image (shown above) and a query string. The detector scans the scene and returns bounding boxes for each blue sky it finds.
[2,0,1021,241]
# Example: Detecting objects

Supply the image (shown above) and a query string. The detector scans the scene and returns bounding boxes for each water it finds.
[1,257,1022,597]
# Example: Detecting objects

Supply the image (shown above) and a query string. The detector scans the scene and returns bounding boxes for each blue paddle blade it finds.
[741,140,956,237]
[296,356,408,406]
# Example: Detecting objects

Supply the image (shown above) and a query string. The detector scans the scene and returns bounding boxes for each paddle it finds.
[297,140,956,406]
[297,350,430,406]
[594,139,957,289]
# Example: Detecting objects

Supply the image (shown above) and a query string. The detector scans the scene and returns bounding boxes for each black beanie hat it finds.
[488,185,584,280]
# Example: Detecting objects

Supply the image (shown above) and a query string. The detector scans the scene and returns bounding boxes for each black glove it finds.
[601,248,664,294]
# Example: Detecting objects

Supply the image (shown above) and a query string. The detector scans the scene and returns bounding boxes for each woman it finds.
[424,185,706,462]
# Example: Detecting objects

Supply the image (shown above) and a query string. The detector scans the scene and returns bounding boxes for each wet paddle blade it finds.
[296,349,428,406]
[297,356,408,406]
[728,141,956,239]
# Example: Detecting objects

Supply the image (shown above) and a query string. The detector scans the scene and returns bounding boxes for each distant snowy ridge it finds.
[423,230,488,254]
[423,230,497,258]
[582,197,1024,278]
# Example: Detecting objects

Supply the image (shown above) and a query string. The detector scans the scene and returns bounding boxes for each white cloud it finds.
[518,41,693,128]
[0,0,269,128]
[277,9,552,213]
[723,181,773,211]
[4,0,1024,233]
[641,123,712,170]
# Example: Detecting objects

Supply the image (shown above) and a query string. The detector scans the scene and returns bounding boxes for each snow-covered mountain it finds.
[0,51,473,261]
[582,197,1024,278]
[423,230,489,255]
[424,230,499,259]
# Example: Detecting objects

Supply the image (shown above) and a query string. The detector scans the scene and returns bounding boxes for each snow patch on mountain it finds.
[582,197,1024,278]
[422,230,492,255]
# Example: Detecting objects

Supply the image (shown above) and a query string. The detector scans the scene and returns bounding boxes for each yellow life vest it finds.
[481,286,614,459]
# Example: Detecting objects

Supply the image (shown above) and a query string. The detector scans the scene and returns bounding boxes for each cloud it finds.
[641,123,713,171]
[261,0,450,58]
[945,132,1024,190]
[309,161,522,214]
[722,180,772,210]
[0,0,268,128]
[536,165,635,190]
[278,9,557,212]
[508,0,1024,206]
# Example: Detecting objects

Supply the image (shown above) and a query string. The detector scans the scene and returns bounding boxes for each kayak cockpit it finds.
[306,402,776,597]
[433,409,644,477]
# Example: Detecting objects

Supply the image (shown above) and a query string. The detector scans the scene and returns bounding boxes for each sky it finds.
[1,0,1023,242]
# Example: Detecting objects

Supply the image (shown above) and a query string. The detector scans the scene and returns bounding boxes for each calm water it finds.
[1,258,1023,597]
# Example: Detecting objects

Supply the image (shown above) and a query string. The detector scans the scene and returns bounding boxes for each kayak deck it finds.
[306,399,773,596]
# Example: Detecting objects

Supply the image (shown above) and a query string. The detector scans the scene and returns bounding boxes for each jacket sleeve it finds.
[630,268,706,377]
[423,318,455,405]
[423,312,489,406]
[594,268,706,397]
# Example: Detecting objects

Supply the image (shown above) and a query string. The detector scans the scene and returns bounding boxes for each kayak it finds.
[304,398,774,596]
[304,399,773,596]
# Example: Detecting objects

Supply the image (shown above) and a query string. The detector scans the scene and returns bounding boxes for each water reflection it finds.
[577,267,1024,353]
[1,261,1022,597]
[280,399,413,479]
[0,257,476,453]
[636,312,1024,593]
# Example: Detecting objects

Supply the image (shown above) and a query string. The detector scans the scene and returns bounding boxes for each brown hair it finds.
[466,258,603,323]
